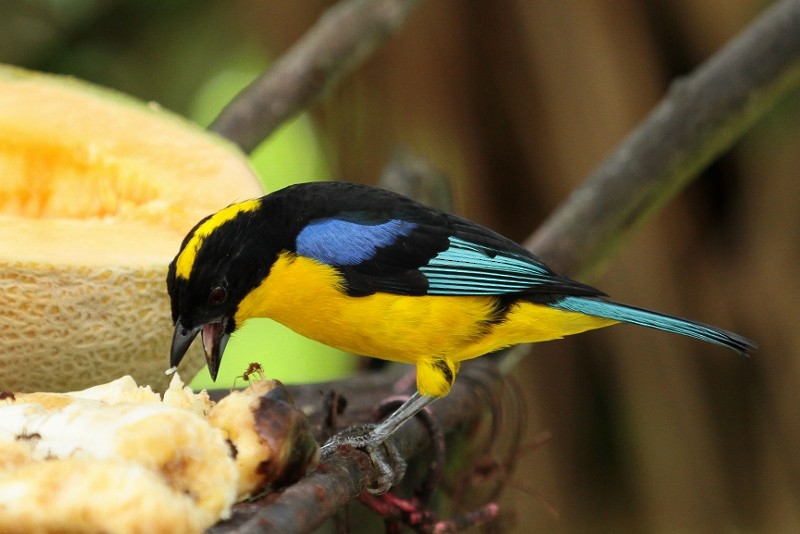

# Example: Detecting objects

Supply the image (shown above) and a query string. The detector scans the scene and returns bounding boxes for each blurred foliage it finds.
[2,0,799,531]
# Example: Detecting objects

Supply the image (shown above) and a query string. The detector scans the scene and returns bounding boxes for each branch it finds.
[209,362,506,533]
[378,148,454,212]
[525,0,800,277]
[209,0,425,153]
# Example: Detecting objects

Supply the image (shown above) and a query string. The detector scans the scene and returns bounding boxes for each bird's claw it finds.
[320,424,407,494]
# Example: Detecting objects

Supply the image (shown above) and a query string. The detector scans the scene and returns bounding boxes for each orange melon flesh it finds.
[0,65,264,392]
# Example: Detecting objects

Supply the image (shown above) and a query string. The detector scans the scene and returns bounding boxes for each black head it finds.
[166,197,290,380]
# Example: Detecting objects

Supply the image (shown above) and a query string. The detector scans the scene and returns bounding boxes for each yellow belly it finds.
[234,252,616,395]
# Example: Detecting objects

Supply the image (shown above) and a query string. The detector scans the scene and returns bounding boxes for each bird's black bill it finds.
[170,319,201,370]
[170,317,230,382]
[200,319,230,381]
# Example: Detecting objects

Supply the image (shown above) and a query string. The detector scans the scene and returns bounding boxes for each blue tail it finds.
[548,296,755,355]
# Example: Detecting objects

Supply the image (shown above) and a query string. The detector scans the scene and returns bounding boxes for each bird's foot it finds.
[320,424,407,494]
[320,393,434,493]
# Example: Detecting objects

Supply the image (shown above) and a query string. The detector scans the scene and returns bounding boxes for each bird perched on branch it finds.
[167,181,754,489]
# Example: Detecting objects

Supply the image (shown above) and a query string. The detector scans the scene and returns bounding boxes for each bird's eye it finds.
[208,286,227,305]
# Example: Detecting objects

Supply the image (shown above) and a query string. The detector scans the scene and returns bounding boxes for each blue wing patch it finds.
[296,217,417,266]
[419,237,556,295]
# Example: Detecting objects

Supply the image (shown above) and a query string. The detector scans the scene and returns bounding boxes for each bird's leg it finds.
[320,392,437,493]
[370,392,437,443]
[321,392,435,452]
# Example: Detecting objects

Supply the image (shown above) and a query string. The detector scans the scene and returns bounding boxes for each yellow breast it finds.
[233,252,616,365]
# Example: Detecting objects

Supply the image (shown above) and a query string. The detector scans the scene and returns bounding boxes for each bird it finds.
[167,181,754,487]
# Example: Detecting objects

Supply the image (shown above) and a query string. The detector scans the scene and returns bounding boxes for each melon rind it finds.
[0,64,264,392]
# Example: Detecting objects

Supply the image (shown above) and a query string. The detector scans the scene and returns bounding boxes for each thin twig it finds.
[209,0,425,153]
[525,0,800,277]
[378,148,455,212]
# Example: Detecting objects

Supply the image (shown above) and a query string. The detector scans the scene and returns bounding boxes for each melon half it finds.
[0,65,264,392]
